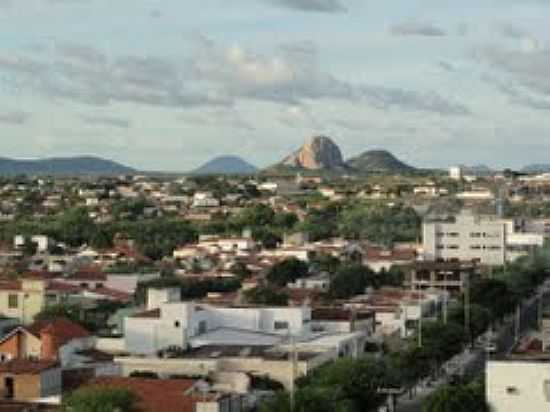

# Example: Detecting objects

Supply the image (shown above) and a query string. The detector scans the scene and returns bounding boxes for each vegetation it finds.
[266,258,309,287]
[135,276,241,305]
[244,286,289,306]
[423,378,487,412]
[63,387,139,412]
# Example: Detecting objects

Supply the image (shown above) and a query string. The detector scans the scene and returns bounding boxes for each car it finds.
[484,341,498,354]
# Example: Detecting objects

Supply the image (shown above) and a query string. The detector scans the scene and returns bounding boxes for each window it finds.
[8,294,18,309]
[174,321,180,328]
[274,321,289,330]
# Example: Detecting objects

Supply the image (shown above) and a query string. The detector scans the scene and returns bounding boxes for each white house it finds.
[124,289,312,355]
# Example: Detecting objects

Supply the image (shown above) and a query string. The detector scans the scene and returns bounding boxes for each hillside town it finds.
[0,137,549,411]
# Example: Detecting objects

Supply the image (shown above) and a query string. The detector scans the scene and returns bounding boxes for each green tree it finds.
[244,286,289,306]
[423,379,487,412]
[266,258,309,287]
[328,264,374,299]
[63,387,138,412]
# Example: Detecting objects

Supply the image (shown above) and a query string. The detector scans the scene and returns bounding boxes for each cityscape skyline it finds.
[0,0,549,170]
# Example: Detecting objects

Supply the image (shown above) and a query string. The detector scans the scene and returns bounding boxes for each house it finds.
[311,308,375,335]
[0,318,93,366]
[0,278,79,324]
[124,296,311,355]
[0,359,61,402]
[364,247,416,272]
[79,377,244,412]
[287,274,330,291]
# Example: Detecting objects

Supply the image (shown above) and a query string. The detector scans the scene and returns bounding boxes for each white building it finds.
[423,211,544,265]
[124,289,312,355]
[287,274,330,291]
[487,360,550,412]
[423,211,506,265]
[449,166,463,181]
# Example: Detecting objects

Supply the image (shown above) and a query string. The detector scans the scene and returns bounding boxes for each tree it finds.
[328,264,374,299]
[244,286,289,306]
[229,261,252,280]
[35,304,84,326]
[63,387,139,412]
[266,258,309,287]
[423,379,487,412]
[338,203,420,246]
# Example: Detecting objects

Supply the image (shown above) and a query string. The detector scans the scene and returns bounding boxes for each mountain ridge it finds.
[191,155,258,175]
[0,156,135,176]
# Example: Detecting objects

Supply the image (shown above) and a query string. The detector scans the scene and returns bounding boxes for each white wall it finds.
[487,361,550,412]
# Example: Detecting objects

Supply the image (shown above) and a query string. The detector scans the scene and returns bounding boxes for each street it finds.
[393,283,545,412]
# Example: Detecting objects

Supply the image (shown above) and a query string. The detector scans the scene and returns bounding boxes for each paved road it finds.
[392,284,545,412]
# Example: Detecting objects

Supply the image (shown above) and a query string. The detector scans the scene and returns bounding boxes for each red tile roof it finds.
[0,359,59,375]
[25,317,91,345]
[366,247,416,262]
[87,286,133,303]
[84,378,209,412]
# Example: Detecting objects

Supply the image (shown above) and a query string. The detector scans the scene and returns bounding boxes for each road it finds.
[392,283,546,412]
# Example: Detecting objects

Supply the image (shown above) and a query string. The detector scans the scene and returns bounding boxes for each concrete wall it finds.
[115,357,219,378]
[487,361,550,412]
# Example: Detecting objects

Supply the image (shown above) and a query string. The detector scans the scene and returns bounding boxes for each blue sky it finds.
[0,0,549,171]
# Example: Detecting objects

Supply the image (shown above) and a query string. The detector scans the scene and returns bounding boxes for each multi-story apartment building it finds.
[423,210,544,266]
[423,211,507,265]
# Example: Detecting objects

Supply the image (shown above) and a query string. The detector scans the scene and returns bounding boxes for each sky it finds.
[0,0,549,171]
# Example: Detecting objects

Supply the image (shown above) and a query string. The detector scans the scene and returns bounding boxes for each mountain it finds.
[191,156,258,175]
[346,150,415,173]
[0,156,135,176]
[522,164,550,173]
[460,164,493,176]
[278,135,347,171]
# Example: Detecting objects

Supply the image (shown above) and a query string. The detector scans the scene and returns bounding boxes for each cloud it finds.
[0,43,230,109]
[189,37,469,115]
[0,37,469,116]
[0,110,30,125]
[262,0,346,13]
[81,115,132,128]
[477,46,550,95]
[495,22,529,40]
[389,21,446,37]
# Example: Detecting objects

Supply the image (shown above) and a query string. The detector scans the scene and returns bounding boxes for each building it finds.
[124,292,311,355]
[287,274,331,291]
[0,359,61,402]
[423,211,544,265]
[0,278,78,324]
[449,166,463,181]
[73,377,244,412]
[408,261,479,294]
[364,247,416,272]
[423,211,506,265]
[0,318,93,366]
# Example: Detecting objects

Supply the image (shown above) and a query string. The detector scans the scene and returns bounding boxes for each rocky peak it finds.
[282,135,345,170]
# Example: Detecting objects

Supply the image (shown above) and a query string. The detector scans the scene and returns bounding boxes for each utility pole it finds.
[515,304,521,343]
[417,282,423,348]
[464,273,471,347]
[289,334,298,412]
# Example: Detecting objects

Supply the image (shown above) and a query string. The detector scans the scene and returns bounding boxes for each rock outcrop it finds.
[282,136,346,170]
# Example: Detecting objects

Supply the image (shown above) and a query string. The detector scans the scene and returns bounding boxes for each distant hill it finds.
[0,156,136,176]
[346,150,415,173]
[522,164,550,173]
[460,164,494,176]
[191,156,258,175]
